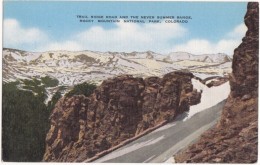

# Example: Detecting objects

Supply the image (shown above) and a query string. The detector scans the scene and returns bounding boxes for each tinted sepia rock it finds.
[43,71,201,162]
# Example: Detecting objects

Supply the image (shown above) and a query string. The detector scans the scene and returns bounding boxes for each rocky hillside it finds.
[43,71,201,162]
[175,2,258,163]
[3,48,232,85]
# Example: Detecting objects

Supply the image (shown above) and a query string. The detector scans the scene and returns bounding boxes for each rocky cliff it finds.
[43,71,201,162]
[175,2,258,163]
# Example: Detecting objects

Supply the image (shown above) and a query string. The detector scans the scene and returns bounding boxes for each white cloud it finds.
[4,18,246,56]
[172,39,242,55]
[42,41,83,51]
[41,20,186,52]
[171,23,247,55]
[228,23,247,39]
[4,19,48,48]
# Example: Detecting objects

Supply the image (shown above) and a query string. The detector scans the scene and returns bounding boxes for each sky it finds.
[3,1,248,55]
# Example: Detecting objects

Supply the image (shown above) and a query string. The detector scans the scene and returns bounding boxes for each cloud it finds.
[172,39,242,55]
[4,18,246,56]
[43,41,83,51]
[4,19,48,48]
[171,23,247,55]
[228,23,247,39]
[41,20,187,52]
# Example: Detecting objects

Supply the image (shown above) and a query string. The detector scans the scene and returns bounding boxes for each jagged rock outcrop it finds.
[43,71,201,162]
[175,2,258,163]
[230,3,259,98]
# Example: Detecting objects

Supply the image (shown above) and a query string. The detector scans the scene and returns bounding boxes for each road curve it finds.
[93,100,226,163]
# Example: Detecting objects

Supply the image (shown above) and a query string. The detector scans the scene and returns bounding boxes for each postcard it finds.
[2,1,258,163]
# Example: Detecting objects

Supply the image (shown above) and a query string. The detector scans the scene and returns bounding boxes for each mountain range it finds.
[3,48,232,86]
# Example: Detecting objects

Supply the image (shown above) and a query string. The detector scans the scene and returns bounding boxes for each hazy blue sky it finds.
[4,1,248,55]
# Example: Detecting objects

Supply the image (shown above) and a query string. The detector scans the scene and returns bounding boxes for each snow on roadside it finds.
[183,78,230,121]
[95,135,165,162]
[151,123,176,134]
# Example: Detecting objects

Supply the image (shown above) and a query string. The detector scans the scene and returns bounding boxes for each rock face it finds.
[175,2,258,163]
[230,2,259,97]
[43,71,201,162]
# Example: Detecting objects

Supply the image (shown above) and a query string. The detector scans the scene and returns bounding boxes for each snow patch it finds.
[191,78,204,92]
[193,73,219,79]
[95,135,165,162]
[151,123,176,134]
[3,49,232,86]
[205,78,220,85]
[184,79,230,121]
[44,89,53,105]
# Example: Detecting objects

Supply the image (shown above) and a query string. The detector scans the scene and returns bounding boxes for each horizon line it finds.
[3,47,232,56]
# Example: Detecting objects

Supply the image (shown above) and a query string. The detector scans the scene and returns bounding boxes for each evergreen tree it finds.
[66,82,96,97]
[2,82,50,161]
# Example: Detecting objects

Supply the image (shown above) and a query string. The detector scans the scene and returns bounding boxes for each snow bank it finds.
[95,136,165,162]
[191,78,205,91]
[183,78,230,121]
[151,123,176,134]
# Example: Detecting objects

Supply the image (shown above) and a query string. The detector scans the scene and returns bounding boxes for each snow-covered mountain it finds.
[167,52,232,63]
[3,48,232,86]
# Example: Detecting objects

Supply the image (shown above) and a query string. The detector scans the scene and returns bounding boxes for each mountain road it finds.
[93,100,226,163]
